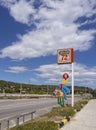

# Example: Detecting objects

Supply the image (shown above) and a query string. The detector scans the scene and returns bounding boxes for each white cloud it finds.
[0,0,96,60]
[0,0,35,24]
[34,63,96,87]
[0,27,95,60]
[10,0,35,25]
[5,66,28,73]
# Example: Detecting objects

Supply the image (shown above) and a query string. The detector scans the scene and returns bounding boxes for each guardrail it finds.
[0,111,36,130]
[0,94,53,99]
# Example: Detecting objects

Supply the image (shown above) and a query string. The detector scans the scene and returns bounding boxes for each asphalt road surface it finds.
[0,98,58,120]
[0,97,82,120]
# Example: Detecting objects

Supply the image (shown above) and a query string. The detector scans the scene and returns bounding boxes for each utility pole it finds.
[47,85,48,95]
[20,84,22,95]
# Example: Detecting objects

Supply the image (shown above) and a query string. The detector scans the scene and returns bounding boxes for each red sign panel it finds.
[57,48,74,64]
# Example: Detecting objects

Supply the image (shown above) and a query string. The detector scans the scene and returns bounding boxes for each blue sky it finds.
[0,0,96,88]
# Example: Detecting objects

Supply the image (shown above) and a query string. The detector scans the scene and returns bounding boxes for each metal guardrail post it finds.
[17,117,19,126]
[0,123,1,130]
[23,115,25,124]
[31,112,33,120]
[7,120,10,129]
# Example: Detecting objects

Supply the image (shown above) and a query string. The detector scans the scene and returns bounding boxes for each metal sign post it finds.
[72,62,74,107]
[57,48,74,107]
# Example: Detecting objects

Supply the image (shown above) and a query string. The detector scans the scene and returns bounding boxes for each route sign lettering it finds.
[57,48,74,64]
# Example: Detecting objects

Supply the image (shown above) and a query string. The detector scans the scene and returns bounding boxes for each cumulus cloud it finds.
[0,26,95,60]
[5,66,28,73]
[0,0,96,60]
[0,0,36,24]
[35,63,96,87]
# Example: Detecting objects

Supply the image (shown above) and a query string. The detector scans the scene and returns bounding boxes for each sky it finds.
[0,0,96,88]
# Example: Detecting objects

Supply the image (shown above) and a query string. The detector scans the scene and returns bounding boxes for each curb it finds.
[58,105,85,129]
[59,116,71,128]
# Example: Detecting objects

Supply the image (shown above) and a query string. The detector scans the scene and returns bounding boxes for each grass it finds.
[43,107,75,119]
[10,121,58,130]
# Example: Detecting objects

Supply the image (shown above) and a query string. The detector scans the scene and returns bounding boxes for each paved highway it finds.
[0,98,59,120]
[0,97,82,121]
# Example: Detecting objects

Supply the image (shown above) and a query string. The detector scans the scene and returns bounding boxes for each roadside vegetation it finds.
[0,80,95,96]
[10,121,58,130]
[10,99,89,130]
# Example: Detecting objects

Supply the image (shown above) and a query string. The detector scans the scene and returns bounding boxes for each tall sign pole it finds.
[72,62,74,107]
[57,48,74,107]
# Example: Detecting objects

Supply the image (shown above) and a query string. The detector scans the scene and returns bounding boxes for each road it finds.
[0,97,82,121]
[0,98,58,120]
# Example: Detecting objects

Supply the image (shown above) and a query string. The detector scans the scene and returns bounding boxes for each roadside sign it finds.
[57,48,74,107]
[57,48,74,64]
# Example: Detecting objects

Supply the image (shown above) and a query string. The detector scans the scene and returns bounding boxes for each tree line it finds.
[0,80,95,96]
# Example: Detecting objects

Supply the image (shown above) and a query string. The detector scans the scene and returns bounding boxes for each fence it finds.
[0,111,36,130]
